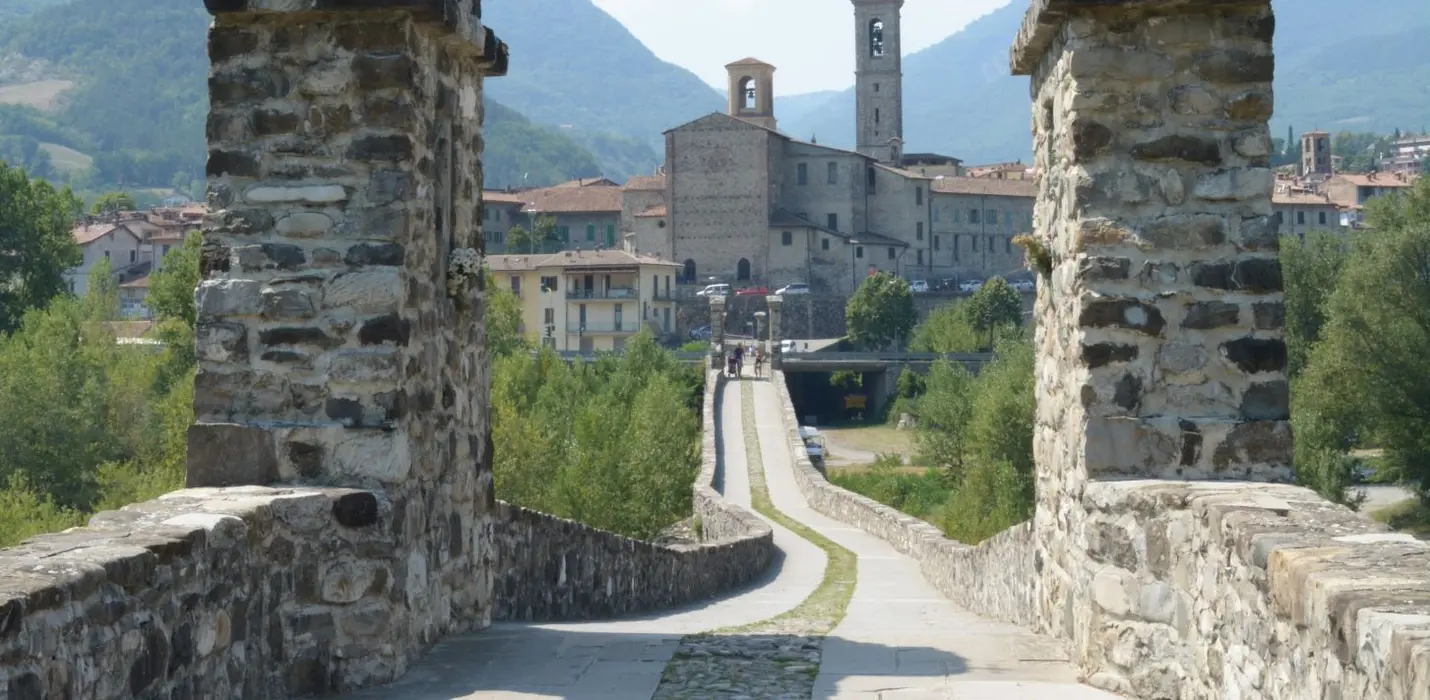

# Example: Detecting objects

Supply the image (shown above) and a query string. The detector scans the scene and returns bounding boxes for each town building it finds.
[1379,133,1430,177]
[487,249,682,352]
[65,204,205,317]
[479,0,1035,294]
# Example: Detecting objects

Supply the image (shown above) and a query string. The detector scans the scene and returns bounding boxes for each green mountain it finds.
[483,0,724,149]
[777,0,1430,164]
[0,0,637,197]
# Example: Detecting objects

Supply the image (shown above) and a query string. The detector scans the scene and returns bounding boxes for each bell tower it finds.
[853,0,904,164]
[726,58,778,131]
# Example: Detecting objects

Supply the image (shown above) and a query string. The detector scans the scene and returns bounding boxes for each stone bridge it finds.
[1,1,1428,699]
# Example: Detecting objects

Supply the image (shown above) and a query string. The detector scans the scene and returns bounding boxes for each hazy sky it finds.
[591,0,1011,96]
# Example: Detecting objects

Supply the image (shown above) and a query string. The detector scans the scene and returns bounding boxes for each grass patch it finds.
[38,142,92,174]
[712,382,858,636]
[821,423,916,458]
[1371,498,1430,539]
[0,79,74,110]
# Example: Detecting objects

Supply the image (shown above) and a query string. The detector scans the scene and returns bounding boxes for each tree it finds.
[910,301,981,353]
[505,224,535,254]
[89,191,137,215]
[846,271,917,350]
[1281,230,1348,378]
[483,270,527,358]
[0,161,83,334]
[914,359,975,474]
[1294,178,1430,503]
[146,231,200,327]
[533,215,562,251]
[964,276,1022,350]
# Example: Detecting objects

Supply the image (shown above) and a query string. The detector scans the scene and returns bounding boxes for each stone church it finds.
[488,0,1036,294]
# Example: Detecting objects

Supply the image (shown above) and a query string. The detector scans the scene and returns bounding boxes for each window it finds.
[874,83,880,93]
[1005,237,1012,254]
[652,274,658,296]
[917,250,923,265]
[972,236,979,252]
[586,223,595,241]
[827,162,838,184]
[781,231,793,246]
[1275,211,1284,224]
[887,247,895,260]
[915,187,923,206]
[827,213,838,231]
[129,250,136,263]
[954,209,962,223]
[870,19,885,57]
[988,235,995,251]
[934,236,941,251]
[875,108,880,124]
[510,276,520,295]
[558,225,570,242]
[740,77,756,111]
[821,238,830,251]
[866,167,876,192]
[933,207,940,222]
[916,222,924,241]
[988,210,998,225]
[578,304,586,324]
[163,244,172,256]
[737,258,751,281]
[856,246,864,259]
[544,308,555,324]
[1296,211,1305,225]
[496,210,502,222]
[969,209,981,224]
[797,163,808,185]
[1318,211,1327,225]
[540,275,558,292]
[104,250,110,260]
[606,224,615,247]
[614,304,624,330]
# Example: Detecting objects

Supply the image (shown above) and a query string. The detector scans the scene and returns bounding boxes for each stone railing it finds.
[0,487,427,698]
[768,370,1037,627]
[1068,480,1430,700]
[491,370,774,621]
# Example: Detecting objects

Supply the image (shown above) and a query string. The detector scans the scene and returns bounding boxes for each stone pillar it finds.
[766,295,784,370]
[1010,0,1284,647]
[710,295,727,369]
[197,0,508,659]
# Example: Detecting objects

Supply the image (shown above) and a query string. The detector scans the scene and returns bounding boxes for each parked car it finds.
[932,278,960,292]
[735,286,769,296]
[775,282,810,295]
[1011,279,1036,293]
[689,325,712,341]
[696,283,730,298]
[959,279,984,293]
[798,426,826,466]
[909,280,930,293]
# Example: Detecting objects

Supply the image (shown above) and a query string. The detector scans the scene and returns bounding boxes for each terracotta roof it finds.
[636,205,667,218]
[520,185,623,214]
[73,223,143,246]
[930,176,1037,198]
[1331,173,1416,188]
[1273,190,1337,206]
[483,191,529,205]
[552,177,619,189]
[487,249,682,272]
[726,57,773,68]
[120,275,151,289]
[622,174,666,191]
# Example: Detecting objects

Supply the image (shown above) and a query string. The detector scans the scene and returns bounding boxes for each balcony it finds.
[566,322,640,335]
[566,287,638,301]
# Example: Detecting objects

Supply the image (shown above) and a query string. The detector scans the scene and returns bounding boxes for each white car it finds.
[959,280,984,293]
[798,426,826,464]
[909,280,930,293]
[1011,279,1036,293]
[696,283,730,297]
[776,283,810,295]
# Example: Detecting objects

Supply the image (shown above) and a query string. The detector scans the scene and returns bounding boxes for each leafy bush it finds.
[491,331,703,540]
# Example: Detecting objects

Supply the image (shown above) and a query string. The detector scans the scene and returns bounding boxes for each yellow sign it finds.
[844,395,867,410]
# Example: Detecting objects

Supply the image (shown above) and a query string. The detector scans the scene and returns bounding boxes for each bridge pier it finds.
[767,294,784,370]
[1012,0,1286,691]
[194,0,507,676]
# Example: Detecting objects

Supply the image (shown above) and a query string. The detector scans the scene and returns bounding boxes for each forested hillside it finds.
[0,0,641,198]
[777,0,1430,163]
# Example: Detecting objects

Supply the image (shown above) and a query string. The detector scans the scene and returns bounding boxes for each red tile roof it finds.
[636,205,667,218]
[73,223,143,246]
[520,185,622,214]
[622,175,666,191]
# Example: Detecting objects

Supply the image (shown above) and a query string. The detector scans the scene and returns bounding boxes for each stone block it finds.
[187,423,280,487]
[197,279,262,318]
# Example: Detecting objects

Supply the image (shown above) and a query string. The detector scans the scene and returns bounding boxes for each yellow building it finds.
[488,249,683,352]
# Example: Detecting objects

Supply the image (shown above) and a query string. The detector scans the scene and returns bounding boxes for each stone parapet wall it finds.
[0,487,420,699]
[491,371,774,622]
[1070,480,1430,700]
[768,370,1037,627]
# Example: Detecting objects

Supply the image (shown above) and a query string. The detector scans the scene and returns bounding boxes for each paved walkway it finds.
[346,373,1123,699]
[747,379,1123,700]
[346,378,825,700]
